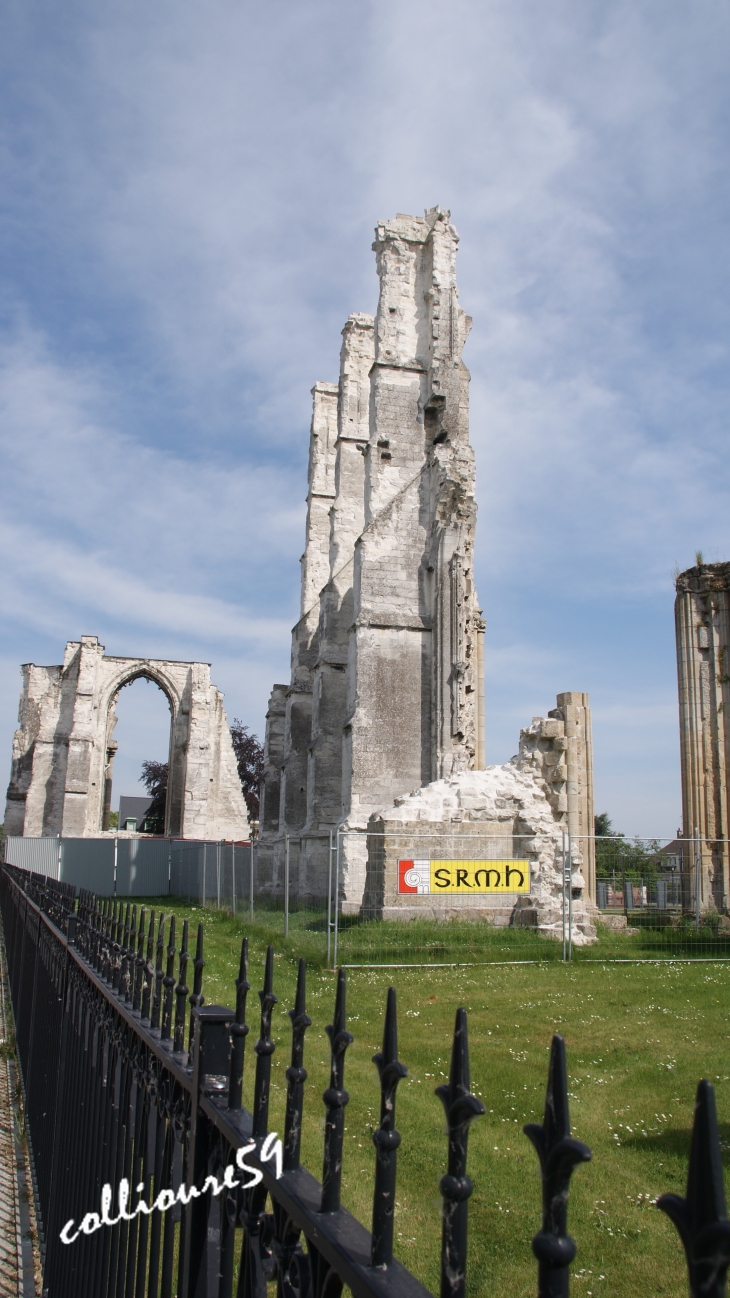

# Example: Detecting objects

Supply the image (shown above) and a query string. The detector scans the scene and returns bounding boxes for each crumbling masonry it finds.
[676,561,730,911]
[259,209,595,940]
[4,636,250,841]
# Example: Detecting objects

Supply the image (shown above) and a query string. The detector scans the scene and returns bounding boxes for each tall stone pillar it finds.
[675,561,730,911]
[550,692,595,904]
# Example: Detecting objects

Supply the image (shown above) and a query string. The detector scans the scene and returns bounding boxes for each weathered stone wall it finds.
[4,636,250,841]
[675,561,730,910]
[360,691,596,941]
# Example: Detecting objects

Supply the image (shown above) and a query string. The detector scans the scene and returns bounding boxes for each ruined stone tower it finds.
[258,208,596,939]
[675,561,730,911]
[259,209,485,898]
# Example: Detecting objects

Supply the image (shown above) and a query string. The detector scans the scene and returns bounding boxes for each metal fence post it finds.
[249,838,254,923]
[621,848,627,919]
[695,826,701,929]
[217,840,221,910]
[114,836,118,896]
[284,835,290,938]
[181,1003,234,1295]
[327,829,333,969]
[333,829,341,969]
[232,841,236,914]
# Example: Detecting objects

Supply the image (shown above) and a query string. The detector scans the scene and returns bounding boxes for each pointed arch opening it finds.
[103,673,175,834]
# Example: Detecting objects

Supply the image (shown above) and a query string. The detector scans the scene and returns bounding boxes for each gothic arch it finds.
[102,667,179,835]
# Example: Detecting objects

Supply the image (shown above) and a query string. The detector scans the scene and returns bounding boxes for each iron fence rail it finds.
[2,865,730,1297]
[1,865,484,1298]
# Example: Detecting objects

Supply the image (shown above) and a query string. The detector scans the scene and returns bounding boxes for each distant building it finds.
[656,839,685,872]
[118,795,155,834]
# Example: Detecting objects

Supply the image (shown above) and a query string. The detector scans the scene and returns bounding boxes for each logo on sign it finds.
[397,859,530,894]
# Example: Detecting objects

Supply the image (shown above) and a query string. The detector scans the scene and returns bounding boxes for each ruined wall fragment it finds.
[4,637,250,841]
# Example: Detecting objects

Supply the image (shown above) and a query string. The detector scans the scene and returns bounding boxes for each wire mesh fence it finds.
[8,831,730,967]
[246,831,730,967]
[169,839,253,910]
[583,832,730,960]
[246,829,576,968]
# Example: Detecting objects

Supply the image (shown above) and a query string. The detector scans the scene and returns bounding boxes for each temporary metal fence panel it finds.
[578,833,730,961]
[252,831,332,943]
[168,839,252,909]
[169,839,201,900]
[4,835,62,878]
[245,831,730,968]
[57,837,117,894]
[115,836,171,896]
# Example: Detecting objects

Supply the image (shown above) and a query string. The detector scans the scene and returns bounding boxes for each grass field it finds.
[125,900,730,1298]
[153,894,730,967]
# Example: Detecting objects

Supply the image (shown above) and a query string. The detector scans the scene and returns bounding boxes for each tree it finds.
[230,720,265,821]
[140,759,167,835]
[594,810,662,880]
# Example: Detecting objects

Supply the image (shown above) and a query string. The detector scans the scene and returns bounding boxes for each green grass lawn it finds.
[128,900,730,1298]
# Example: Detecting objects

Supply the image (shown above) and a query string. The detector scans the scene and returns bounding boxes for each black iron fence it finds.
[2,862,730,1298]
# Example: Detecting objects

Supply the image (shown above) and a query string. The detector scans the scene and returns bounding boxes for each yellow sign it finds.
[398,859,530,895]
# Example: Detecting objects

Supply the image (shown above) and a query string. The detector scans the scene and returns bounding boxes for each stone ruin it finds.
[4,635,250,841]
[675,560,730,911]
[258,207,596,942]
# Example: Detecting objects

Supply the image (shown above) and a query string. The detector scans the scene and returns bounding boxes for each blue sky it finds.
[1,0,729,835]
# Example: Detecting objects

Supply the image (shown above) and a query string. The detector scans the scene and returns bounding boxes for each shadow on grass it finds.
[576,925,730,961]
[617,1122,730,1169]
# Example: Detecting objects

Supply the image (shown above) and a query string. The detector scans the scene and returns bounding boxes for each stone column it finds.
[675,562,730,911]
[552,692,595,904]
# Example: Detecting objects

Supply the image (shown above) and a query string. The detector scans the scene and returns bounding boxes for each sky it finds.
[1,0,729,836]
